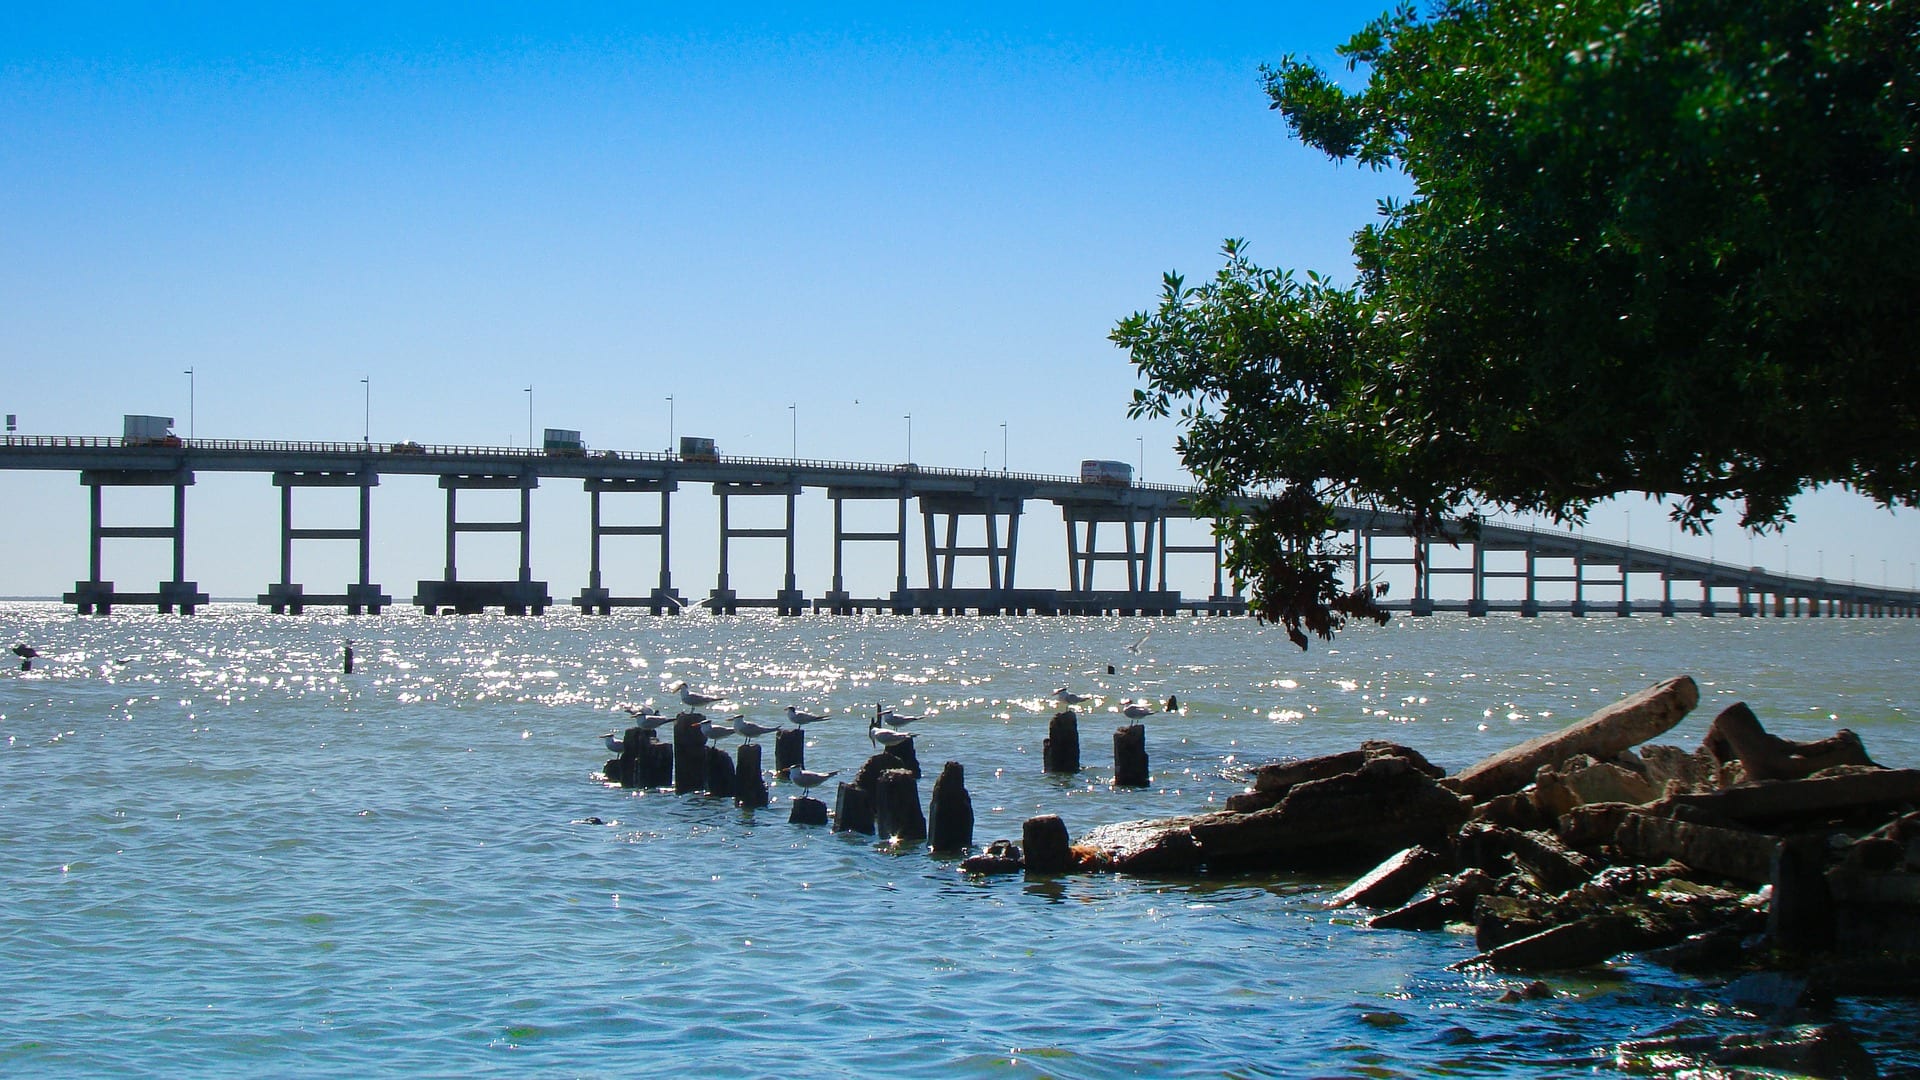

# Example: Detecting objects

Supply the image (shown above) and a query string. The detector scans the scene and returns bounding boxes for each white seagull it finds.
[869,724,916,750]
[601,732,627,754]
[1121,701,1157,720]
[785,705,831,727]
[1126,628,1152,654]
[623,706,673,732]
[878,705,922,726]
[674,681,726,709]
[786,765,842,794]
[700,715,740,740]
[734,715,782,742]
[1052,686,1091,707]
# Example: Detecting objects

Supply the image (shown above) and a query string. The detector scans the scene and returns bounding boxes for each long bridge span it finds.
[2,435,1915,620]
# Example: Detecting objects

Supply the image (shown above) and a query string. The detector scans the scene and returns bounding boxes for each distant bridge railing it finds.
[0,434,1199,494]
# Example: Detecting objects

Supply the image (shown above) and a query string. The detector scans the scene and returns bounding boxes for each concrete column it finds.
[896,494,909,595]
[517,484,532,584]
[716,492,730,593]
[783,491,798,594]
[658,488,673,595]
[358,479,373,589]
[444,486,458,580]
[831,497,846,595]
[1005,508,1021,590]
[171,482,187,585]
[279,482,295,586]
[89,482,103,582]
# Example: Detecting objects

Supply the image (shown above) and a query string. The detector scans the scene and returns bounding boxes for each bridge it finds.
[1,434,1916,619]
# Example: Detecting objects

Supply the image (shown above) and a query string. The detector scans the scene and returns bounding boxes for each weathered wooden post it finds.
[1022,814,1072,874]
[611,726,673,788]
[639,734,673,788]
[927,761,974,852]
[876,737,921,778]
[1043,710,1080,773]
[833,781,876,834]
[734,743,769,809]
[672,713,708,794]
[789,794,830,826]
[1114,723,1149,788]
[873,768,927,842]
[773,726,805,772]
[704,746,735,797]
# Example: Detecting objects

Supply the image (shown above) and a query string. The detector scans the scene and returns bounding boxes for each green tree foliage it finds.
[1115,0,1920,647]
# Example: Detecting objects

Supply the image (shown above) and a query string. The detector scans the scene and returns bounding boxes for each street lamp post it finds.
[1000,422,1007,473]
[904,414,912,462]
[1136,436,1144,482]
[789,402,797,459]
[666,395,674,454]
[524,386,534,450]
[361,377,370,443]
[183,368,195,441]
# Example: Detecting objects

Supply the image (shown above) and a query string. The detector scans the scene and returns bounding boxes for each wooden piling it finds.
[833,781,876,834]
[1114,723,1149,788]
[874,768,927,842]
[672,713,708,794]
[789,796,830,826]
[704,745,735,797]
[927,761,974,853]
[1022,814,1072,874]
[773,726,805,773]
[734,743,769,809]
[1043,710,1080,774]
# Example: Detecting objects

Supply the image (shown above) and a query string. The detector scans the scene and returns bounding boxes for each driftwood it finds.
[1445,676,1699,802]
[1703,702,1876,781]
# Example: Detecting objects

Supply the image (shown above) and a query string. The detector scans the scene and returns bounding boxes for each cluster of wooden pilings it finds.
[599,709,1152,855]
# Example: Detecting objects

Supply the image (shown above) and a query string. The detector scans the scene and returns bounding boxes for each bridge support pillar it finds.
[63,467,209,615]
[258,469,389,614]
[573,477,682,614]
[711,478,803,614]
[414,472,549,615]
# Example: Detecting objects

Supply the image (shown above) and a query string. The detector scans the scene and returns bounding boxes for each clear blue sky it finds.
[4,3,1916,602]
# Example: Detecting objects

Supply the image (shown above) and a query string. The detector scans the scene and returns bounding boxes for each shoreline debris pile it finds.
[996,677,1920,989]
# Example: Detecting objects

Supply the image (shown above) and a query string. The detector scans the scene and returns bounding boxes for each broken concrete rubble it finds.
[1070,678,1915,1003]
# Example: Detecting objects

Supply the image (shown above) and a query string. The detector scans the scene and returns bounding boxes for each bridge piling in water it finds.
[62,467,209,615]
[258,470,390,614]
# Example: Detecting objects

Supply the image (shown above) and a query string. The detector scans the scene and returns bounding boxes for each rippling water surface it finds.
[2,604,1916,1077]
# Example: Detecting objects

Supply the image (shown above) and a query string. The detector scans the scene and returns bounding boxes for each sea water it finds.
[1,603,1915,1077]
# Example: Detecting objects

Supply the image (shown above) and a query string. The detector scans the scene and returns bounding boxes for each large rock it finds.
[1083,754,1470,874]
[1189,755,1471,867]
[1233,742,1442,813]
[1446,677,1698,802]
